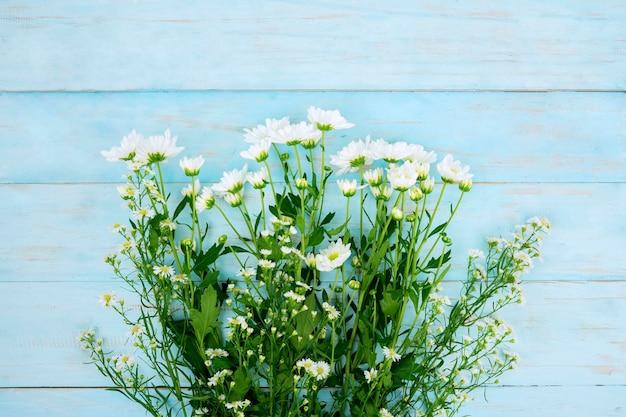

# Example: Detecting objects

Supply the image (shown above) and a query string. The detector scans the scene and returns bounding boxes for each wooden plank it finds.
[1,182,623,283]
[1,280,626,387]
[1,385,624,417]
[1,91,624,184]
[1,1,625,91]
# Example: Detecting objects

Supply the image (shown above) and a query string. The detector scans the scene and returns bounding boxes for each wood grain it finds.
[1,1,625,91]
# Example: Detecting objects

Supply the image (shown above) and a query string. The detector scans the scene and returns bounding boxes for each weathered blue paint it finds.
[1,0,625,416]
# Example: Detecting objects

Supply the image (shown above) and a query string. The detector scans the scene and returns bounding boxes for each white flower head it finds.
[213,165,248,195]
[307,106,355,131]
[330,136,374,175]
[153,264,175,278]
[309,361,331,380]
[101,130,143,162]
[247,166,268,189]
[379,408,394,417]
[182,179,201,198]
[240,139,271,162]
[99,291,118,307]
[135,129,184,164]
[364,368,378,384]
[179,155,205,176]
[382,346,401,362]
[437,154,472,184]
[315,240,351,272]
[337,179,358,197]
[387,161,419,191]
[322,302,341,321]
[195,186,215,212]
[273,121,322,146]
[364,167,384,186]
[244,117,290,145]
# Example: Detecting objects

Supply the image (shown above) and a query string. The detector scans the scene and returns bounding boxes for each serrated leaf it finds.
[189,286,221,346]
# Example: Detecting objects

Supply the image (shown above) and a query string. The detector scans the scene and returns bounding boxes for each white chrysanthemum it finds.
[101,130,143,162]
[181,179,201,198]
[117,183,136,199]
[307,106,355,131]
[309,361,331,380]
[420,177,435,194]
[258,259,276,269]
[132,207,156,220]
[244,117,290,144]
[315,240,351,272]
[195,186,215,212]
[247,166,268,189]
[240,138,271,162]
[337,179,358,197]
[129,323,145,337]
[113,354,135,372]
[364,368,378,384]
[153,265,175,278]
[406,144,437,165]
[212,165,248,195]
[135,129,184,163]
[382,346,401,362]
[363,168,383,187]
[387,161,419,191]
[296,358,315,372]
[99,291,118,307]
[179,155,205,176]
[330,136,374,175]
[273,121,322,146]
[379,408,394,417]
[227,316,248,330]
[205,348,229,359]
[437,154,472,184]
[468,249,485,259]
[322,302,341,321]
[284,290,306,303]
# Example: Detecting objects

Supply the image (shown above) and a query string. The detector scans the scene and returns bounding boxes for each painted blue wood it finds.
[0,1,625,91]
[0,91,624,184]
[1,182,623,283]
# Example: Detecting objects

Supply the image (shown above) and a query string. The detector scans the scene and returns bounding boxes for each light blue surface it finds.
[1,1,625,416]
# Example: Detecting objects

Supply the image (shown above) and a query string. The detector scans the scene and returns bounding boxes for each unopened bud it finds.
[391,207,404,221]
[218,234,228,244]
[459,178,473,192]
[295,177,308,190]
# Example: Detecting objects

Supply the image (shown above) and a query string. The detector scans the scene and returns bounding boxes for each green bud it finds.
[218,234,228,244]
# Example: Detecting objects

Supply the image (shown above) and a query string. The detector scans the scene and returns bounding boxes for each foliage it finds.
[82,107,550,417]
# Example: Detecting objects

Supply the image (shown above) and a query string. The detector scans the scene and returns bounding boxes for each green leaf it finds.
[189,286,221,346]
[172,196,188,221]
[428,221,448,238]
[381,288,403,317]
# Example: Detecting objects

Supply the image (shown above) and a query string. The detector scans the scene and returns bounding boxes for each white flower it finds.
[135,129,184,163]
[182,179,201,197]
[468,249,485,259]
[387,161,419,191]
[171,273,189,283]
[240,139,271,162]
[330,136,374,175]
[205,348,229,359]
[99,291,118,307]
[132,207,156,220]
[244,117,290,144]
[195,186,215,212]
[337,179,358,197]
[284,291,306,303]
[363,167,384,186]
[296,358,315,371]
[315,240,351,272]
[227,316,248,330]
[101,130,143,161]
[364,368,378,384]
[405,144,437,165]
[117,183,136,199]
[309,361,331,380]
[379,408,394,417]
[420,177,435,194]
[153,265,175,278]
[237,267,256,279]
[258,259,276,269]
[382,346,401,362]
[179,155,204,176]
[322,302,341,320]
[113,354,135,372]
[213,165,248,195]
[247,166,268,189]
[437,154,472,184]
[129,323,145,337]
[307,106,354,131]
[273,121,322,146]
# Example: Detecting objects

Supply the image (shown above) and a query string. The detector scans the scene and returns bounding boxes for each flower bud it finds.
[459,177,473,192]
[280,153,290,161]
[441,233,452,245]
[348,280,361,290]
[420,177,435,194]
[408,186,423,202]
[351,256,361,268]
[391,207,404,221]
[218,234,228,244]
[406,213,416,222]
[295,177,308,190]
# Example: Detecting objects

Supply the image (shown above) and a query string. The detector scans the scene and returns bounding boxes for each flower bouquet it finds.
[82,107,549,417]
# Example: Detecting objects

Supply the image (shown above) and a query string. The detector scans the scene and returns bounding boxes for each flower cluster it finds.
[86,107,549,417]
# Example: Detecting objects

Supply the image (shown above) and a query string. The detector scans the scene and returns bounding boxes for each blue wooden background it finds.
[1,1,625,416]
